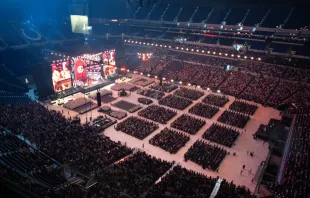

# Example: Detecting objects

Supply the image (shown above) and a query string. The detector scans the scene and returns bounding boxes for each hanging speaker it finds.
[96,92,101,107]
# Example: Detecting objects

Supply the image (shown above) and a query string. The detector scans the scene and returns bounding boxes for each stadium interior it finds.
[0,0,310,197]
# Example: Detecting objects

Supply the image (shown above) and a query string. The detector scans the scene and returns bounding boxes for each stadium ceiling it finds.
[149,0,310,7]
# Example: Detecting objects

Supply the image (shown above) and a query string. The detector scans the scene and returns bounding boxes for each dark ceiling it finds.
[156,0,310,8]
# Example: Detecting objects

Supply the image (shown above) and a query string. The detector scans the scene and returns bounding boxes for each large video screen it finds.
[51,61,72,92]
[102,50,115,66]
[70,15,89,34]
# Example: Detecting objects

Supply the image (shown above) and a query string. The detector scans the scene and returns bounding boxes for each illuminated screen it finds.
[51,61,72,92]
[102,50,115,66]
[70,15,89,34]
[103,65,116,77]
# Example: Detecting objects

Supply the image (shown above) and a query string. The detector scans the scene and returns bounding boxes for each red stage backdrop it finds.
[74,59,87,81]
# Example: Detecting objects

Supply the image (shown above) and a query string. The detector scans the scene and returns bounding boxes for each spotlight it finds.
[127,69,130,72]
[207,88,210,91]
[217,90,221,93]
[163,77,166,80]
[171,79,174,82]
[140,72,143,75]
[179,81,182,84]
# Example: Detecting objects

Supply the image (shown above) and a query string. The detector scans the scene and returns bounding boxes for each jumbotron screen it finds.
[70,15,89,34]
[51,61,72,92]
[102,50,115,66]
[102,50,116,77]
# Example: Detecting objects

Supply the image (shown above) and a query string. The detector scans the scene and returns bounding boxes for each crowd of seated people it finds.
[175,62,202,83]
[216,179,253,198]
[208,69,230,89]
[202,94,230,107]
[239,76,278,104]
[0,103,132,174]
[147,165,218,197]
[0,164,73,198]
[138,105,177,124]
[202,123,240,148]
[191,65,219,88]
[149,128,190,154]
[134,48,310,109]
[173,87,204,100]
[218,110,250,128]
[282,85,310,108]
[89,151,172,198]
[150,83,178,93]
[266,81,302,107]
[184,140,227,171]
[136,57,162,74]
[159,94,192,110]
[189,102,219,119]
[219,72,253,96]
[115,116,159,140]
[171,114,206,135]
[266,114,310,198]
[229,100,258,115]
